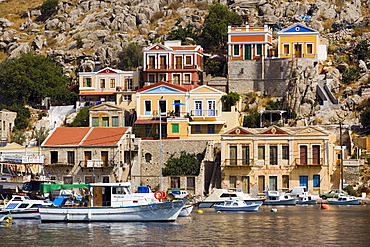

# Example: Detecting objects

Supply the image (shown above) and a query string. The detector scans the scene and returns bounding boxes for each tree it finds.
[118,43,143,70]
[168,20,199,45]
[353,39,370,60]
[243,109,260,128]
[221,92,241,111]
[68,106,92,127]
[40,0,59,21]
[162,151,200,176]
[0,104,31,130]
[0,53,76,106]
[360,108,370,129]
[201,2,243,50]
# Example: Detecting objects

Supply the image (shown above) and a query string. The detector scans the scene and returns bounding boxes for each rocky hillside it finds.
[1,0,370,125]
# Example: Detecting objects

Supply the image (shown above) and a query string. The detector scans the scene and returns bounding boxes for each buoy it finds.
[321,204,329,210]
[217,211,221,213]
[271,208,277,212]
[197,210,203,214]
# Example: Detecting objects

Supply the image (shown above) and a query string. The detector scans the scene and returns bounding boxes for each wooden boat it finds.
[1,195,53,219]
[263,191,297,206]
[198,189,264,208]
[328,195,361,205]
[213,199,261,212]
[39,183,186,222]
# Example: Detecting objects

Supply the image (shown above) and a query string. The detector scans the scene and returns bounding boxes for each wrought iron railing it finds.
[293,158,324,166]
[223,159,254,166]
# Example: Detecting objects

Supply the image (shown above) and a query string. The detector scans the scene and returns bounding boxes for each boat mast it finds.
[159,98,163,191]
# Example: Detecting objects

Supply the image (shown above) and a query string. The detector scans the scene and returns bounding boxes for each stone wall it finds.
[133,139,215,195]
[228,58,319,97]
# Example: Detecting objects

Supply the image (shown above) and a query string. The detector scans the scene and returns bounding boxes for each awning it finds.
[41,184,89,194]
[189,121,226,125]
[134,119,167,124]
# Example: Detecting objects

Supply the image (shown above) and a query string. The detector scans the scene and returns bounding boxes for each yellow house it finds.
[134,82,241,141]
[78,67,139,110]
[277,23,325,59]
[220,125,338,196]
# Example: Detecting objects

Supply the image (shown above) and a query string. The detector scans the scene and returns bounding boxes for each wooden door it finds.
[312,145,320,165]
[300,146,307,165]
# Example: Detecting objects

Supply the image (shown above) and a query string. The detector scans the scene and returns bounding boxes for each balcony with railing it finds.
[293,158,324,166]
[145,64,201,70]
[223,159,254,167]
[190,109,218,117]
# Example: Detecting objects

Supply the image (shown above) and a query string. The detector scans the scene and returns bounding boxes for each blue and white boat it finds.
[39,183,186,222]
[213,199,261,212]
[1,195,53,219]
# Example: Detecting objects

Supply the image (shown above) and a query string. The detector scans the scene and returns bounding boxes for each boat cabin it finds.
[89,183,155,207]
[4,195,50,211]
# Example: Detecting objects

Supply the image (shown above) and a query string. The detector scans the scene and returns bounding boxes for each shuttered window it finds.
[172,123,179,133]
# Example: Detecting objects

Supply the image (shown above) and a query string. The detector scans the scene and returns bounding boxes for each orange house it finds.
[143,41,204,86]
[228,25,273,60]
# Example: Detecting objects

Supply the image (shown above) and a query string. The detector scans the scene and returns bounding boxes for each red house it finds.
[143,41,204,86]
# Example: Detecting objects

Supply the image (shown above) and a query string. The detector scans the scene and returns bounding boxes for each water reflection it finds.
[1,205,369,246]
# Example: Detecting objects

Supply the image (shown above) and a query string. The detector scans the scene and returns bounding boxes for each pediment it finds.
[293,126,328,136]
[259,126,289,135]
[90,103,123,111]
[144,85,185,94]
[97,67,119,74]
[224,126,254,135]
[190,85,224,94]
[280,24,318,34]
[146,43,171,51]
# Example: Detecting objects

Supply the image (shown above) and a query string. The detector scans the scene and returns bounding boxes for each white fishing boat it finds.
[328,195,361,205]
[1,195,53,219]
[297,194,317,205]
[198,189,264,208]
[213,199,261,212]
[263,191,297,206]
[39,183,186,222]
[39,200,186,222]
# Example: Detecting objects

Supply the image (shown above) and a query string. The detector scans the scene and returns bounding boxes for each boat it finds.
[297,194,317,205]
[1,195,53,219]
[213,199,261,212]
[263,191,297,206]
[39,183,186,222]
[198,189,264,208]
[179,204,194,217]
[328,195,361,205]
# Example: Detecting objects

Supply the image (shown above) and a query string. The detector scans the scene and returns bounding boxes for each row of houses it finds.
[0,23,353,197]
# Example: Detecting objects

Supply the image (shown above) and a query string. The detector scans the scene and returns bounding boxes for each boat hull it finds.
[198,200,264,208]
[7,209,40,219]
[328,199,361,205]
[39,200,186,222]
[297,200,317,205]
[213,204,260,212]
[263,199,297,206]
[179,205,193,217]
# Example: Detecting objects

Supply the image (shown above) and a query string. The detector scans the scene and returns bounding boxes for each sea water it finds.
[1,205,369,246]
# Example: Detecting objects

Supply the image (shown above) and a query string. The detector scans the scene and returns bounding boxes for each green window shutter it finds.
[172,123,179,133]
[257,44,262,56]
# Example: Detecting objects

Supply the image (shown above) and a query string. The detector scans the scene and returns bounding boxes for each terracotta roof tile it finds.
[43,127,129,146]
[43,128,92,146]
[82,127,129,145]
